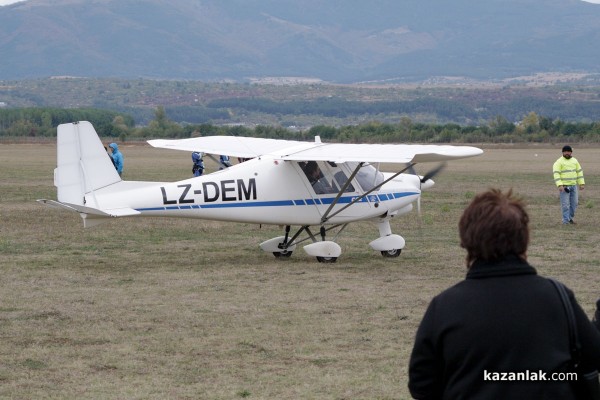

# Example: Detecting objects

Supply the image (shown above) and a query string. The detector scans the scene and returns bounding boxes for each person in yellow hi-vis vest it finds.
[553,145,585,224]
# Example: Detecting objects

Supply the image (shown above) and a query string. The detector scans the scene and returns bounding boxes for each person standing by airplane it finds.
[104,146,117,169]
[109,142,123,176]
[408,189,600,399]
[192,151,205,177]
[553,145,585,224]
[219,154,232,170]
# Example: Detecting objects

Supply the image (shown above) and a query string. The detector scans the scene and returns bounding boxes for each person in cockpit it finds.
[302,161,336,194]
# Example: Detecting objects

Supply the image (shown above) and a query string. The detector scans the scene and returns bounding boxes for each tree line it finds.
[1,107,600,144]
[0,108,135,138]
[204,96,600,125]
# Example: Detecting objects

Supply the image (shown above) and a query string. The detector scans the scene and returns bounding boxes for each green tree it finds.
[154,106,168,130]
[141,106,184,138]
[308,125,337,140]
[489,116,515,135]
[399,116,412,141]
[521,111,540,134]
[112,115,130,141]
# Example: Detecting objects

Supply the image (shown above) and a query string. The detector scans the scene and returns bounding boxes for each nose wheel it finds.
[381,249,401,258]
[370,218,405,258]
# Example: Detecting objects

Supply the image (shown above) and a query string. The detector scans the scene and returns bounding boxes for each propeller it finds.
[407,162,446,188]
[420,162,446,184]
[408,162,447,216]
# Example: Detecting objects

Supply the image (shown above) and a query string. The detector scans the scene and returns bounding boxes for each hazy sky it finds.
[1,0,600,3]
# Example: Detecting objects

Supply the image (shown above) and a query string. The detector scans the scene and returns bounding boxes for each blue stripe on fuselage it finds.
[136,192,417,212]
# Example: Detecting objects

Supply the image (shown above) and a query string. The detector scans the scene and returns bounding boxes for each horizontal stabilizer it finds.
[37,199,140,218]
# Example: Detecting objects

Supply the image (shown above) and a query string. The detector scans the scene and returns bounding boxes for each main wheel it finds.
[381,249,401,258]
[316,256,337,263]
[273,250,293,258]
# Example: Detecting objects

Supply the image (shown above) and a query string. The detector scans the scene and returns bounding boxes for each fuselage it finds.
[91,156,422,225]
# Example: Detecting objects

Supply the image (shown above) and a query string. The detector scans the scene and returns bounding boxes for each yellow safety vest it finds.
[553,156,585,187]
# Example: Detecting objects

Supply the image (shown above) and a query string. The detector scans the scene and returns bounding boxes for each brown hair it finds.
[459,188,529,267]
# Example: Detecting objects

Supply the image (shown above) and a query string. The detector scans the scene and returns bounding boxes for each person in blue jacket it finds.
[109,142,123,176]
[219,155,232,170]
[192,152,205,177]
[104,146,117,168]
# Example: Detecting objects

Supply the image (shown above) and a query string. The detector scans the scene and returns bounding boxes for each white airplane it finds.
[38,121,483,262]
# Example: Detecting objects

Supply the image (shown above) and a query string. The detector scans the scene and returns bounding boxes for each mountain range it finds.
[1,0,600,83]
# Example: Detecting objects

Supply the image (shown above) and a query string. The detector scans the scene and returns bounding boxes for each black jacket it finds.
[594,299,600,331]
[408,255,600,400]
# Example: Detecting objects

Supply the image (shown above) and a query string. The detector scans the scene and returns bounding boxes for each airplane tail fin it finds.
[54,121,121,205]
[38,121,139,227]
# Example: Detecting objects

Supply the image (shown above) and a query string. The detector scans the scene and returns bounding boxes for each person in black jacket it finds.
[408,188,600,399]
[594,299,600,332]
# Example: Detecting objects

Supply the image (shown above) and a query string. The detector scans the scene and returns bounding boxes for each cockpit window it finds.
[300,161,355,195]
[346,162,384,192]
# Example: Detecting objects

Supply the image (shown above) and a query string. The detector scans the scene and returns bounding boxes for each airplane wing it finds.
[279,143,483,163]
[148,136,482,163]
[148,136,313,159]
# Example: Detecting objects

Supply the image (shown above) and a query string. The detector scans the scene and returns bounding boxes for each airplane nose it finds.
[421,179,435,190]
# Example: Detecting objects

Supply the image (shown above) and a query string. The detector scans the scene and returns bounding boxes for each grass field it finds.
[1,142,599,399]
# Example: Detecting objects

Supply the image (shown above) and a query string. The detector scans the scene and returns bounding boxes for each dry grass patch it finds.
[1,142,599,399]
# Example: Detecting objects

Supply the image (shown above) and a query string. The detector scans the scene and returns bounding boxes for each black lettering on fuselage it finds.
[238,178,257,200]
[221,180,236,201]
[161,186,177,205]
[203,182,220,202]
[161,178,257,205]
[178,184,194,204]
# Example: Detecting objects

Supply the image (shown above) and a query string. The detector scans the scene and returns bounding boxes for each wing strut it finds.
[320,162,416,224]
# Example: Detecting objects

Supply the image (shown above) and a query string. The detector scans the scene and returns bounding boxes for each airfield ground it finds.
[1,143,599,399]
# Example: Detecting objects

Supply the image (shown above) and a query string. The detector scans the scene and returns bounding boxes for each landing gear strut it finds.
[260,225,343,262]
[369,218,405,258]
[260,225,297,258]
[273,225,294,257]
